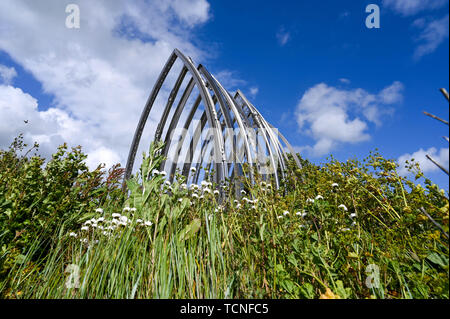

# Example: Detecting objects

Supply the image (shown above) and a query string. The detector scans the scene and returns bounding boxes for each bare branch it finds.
[426,154,449,175]
[423,111,448,125]
[440,88,449,102]
[420,207,449,239]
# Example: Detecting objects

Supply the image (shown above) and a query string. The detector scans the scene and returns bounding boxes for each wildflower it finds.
[296,211,302,216]
[192,193,199,199]
[144,221,153,227]
[112,219,120,225]
[260,181,267,187]
[181,183,187,189]
[251,205,257,210]
[80,238,89,244]
[119,216,128,223]
[236,203,242,209]
[69,232,77,238]
[152,169,160,175]
[95,208,104,214]
[130,208,137,212]
[191,184,199,190]
[213,190,220,196]
[97,225,104,230]
[190,167,197,173]
[123,207,131,212]
[112,213,122,218]
[315,195,324,200]
[349,213,357,219]
[160,171,167,177]
[203,188,212,194]
[306,198,315,204]
[341,228,350,232]
[136,219,143,223]
[302,212,307,218]
[164,180,171,186]
[234,200,238,204]
[283,210,290,216]
[91,223,98,228]
[351,221,357,227]
[84,220,92,226]
[102,231,110,236]
[201,181,209,187]
[241,190,247,195]
[178,198,183,202]
[338,204,348,212]
[299,224,306,228]
[277,215,283,219]
[331,183,339,188]
[81,226,89,231]
[97,217,105,223]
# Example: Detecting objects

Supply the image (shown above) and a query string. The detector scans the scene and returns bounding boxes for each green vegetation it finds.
[0,136,448,299]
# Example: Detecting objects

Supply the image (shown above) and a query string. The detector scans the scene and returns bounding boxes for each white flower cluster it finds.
[295,210,308,218]
[69,207,153,244]
[152,169,167,177]
[242,197,258,205]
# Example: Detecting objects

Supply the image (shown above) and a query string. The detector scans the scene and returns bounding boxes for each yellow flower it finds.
[319,287,340,299]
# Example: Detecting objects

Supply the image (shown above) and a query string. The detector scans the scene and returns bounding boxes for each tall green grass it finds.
[0,141,448,299]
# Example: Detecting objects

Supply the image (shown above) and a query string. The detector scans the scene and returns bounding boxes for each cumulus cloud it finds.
[397,147,449,175]
[295,81,404,156]
[383,0,448,16]
[0,64,17,85]
[0,0,212,170]
[413,15,449,59]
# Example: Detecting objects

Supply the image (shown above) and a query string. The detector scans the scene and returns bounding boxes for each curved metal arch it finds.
[123,49,302,191]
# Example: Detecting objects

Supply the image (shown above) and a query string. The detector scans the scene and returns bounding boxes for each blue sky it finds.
[0,0,448,189]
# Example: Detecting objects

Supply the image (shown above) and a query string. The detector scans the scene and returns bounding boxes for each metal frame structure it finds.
[123,49,301,190]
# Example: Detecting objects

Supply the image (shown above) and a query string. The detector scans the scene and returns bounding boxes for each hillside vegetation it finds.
[0,136,448,299]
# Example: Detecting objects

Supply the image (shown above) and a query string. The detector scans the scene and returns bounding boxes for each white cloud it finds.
[397,147,449,175]
[295,81,404,156]
[383,0,448,16]
[170,0,210,26]
[214,70,247,90]
[276,27,291,46]
[0,0,212,171]
[0,64,17,85]
[249,87,259,98]
[0,84,94,161]
[339,78,351,84]
[413,15,449,59]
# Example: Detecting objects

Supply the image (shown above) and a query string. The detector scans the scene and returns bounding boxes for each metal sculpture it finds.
[123,49,301,190]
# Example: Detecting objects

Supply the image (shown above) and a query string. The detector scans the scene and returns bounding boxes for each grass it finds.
[0,140,448,299]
